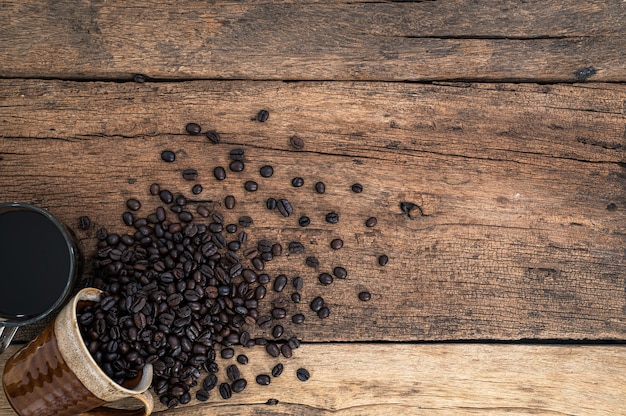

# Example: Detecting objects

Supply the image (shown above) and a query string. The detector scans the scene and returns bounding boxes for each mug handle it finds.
[0,324,19,355]
[81,390,154,416]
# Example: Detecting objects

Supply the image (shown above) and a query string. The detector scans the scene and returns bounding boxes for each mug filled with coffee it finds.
[0,202,79,354]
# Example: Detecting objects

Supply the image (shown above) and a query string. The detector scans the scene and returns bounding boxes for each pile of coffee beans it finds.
[78,119,388,408]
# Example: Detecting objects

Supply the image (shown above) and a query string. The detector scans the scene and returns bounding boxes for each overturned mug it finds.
[2,287,154,416]
[0,202,79,354]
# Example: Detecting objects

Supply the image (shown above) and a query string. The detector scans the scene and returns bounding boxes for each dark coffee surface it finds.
[0,209,71,319]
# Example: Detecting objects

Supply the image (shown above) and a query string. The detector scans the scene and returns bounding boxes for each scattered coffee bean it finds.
[192,184,203,195]
[273,275,287,292]
[266,197,277,210]
[358,291,372,301]
[221,348,235,359]
[244,181,258,192]
[259,165,274,178]
[333,267,347,279]
[214,166,226,180]
[298,216,310,227]
[291,177,304,187]
[224,195,235,209]
[315,182,326,194]
[325,212,339,224]
[196,390,209,402]
[78,216,91,230]
[280,344,293,358]
[257,110,269,122]
[149,183,160,195]
[238,216,253,227]
[378,254,389,266]
[330,238,343,250]
[182,169,198,181]
[292,276,303,290]
[205,130,220,144]
[296,368,310,382]
[318,273,333,285]
[159,189,173,204]
[232,379,247,393]
[277,199,293,217]
[267,398,279,405]
[292,314,305,324]
[291,293,301,303]
[197,205,210,217]
[310,297,324,312]
[126,198,141,211]
[266,344,280,358]
[289,135,304,149]
[288,337,301,349]
[219,383,232,399]
[185,123,201,135]
[256,374,271,385]
[365,216,377,227]
[229,148,245,161]
[237,354,248,365]
[288,241,304,254]
[229,160,244,172]
[226,364,240,382]
[351,183,363,193]
[305,256,319,268]
[272,325,284,338]
[133,74,146,83]
[271,363,284,377]
[161,150,176,162]
[317,307,330,319]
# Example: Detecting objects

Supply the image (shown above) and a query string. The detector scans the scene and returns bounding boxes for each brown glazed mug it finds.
[2,288,154,416]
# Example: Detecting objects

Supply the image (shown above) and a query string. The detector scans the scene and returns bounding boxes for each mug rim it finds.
[0,202,77,326]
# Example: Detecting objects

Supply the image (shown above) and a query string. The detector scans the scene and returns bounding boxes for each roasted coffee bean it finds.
[318,273,333,285]
[365,216,378,227]
[280,344,292,358]
[266,343,280,357]
[203,374,218,391]
[273,275,287,292]
[178,211,193,223]
[292,276,303,290]
[134,74,146,83]
[317,307,330,319]
[291,293,301,303]
[226,364,240,382]
[257,109,269,122]
[149,183,160,195]
[237,354,248,365]
[271,363,284,377]
[258,240,272,252]
[271,308,286,319]
[238,216,253,227]
[272,325,283,338]
[196,389,210,401]
[288,241,304,254]
[126,198,141,211]
[197,206,210,217]
[257,315,272,329]
[351,183,363,193]
[214,166,226,180]
[185,123,201,135]
[291,314,305,324]
[296,368,310,382]
[244,181,258,192]
[259,165,274,178]
[315,181,326,194]
[277,199,292,217]
[358,291,372,301]
[252,257,264,271]
[78,215,91,230]
[161,150,176,163]
[219,383,232,399]
[229,160,244,172]
[205,130,220,144]
[310,297,324,312]
[221,348,235,359]
[225,223,238,233]
[258,273,270,285]
[159,190,174,204]
[266,398,279,405]
[288,337,301,349]
[192,184,203,195]
[289,135,304,149]
[291,177,304,187]
[325,212,339,224]
[266,197,277,210]
[305,256,319,268]
[231,379,247,393]
[182,169,198,180]
[256,374,271,385]
[229,148,245,161]
[298,216,310,227]
[330,239,343,250]
[224,195,235,209]
[378,255,389,266]
[333,267,347,279]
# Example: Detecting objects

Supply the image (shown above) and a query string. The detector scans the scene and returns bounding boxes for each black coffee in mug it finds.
[0,204,76,320]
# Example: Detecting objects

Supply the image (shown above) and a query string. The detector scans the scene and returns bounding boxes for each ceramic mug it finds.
[2,287,154,416]
[0,202,79,354]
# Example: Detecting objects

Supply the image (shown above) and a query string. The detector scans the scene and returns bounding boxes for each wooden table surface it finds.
[1,1,625,414]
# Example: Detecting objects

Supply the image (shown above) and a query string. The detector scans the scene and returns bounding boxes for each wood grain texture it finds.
[2,343,626,415]
[0,0,624,81]
[0,79,625,342]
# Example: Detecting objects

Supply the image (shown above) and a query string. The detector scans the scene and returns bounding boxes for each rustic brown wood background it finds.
[1,1,625,414]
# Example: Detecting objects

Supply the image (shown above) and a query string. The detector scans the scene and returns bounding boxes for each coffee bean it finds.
[266,343,280,357]
[315,181,326,194]
[159,190,174,204]
[161,150,176,162]
[288,241,304,254]
[291,293,301,303]
[365,217,377,227]
[78,215,91,230]
[351,183,363,193]
[317,307,330,319]
[238,216,253,227]
[244,181,258,192]
[271,308,286,319]
[221,348,235,359]
[271,243,282,256]
[257,315,272,329]
[277,199,293,217]
[133,74,146,83]
[269,364,283,378]
[273,275,287,292]
[196,389,209,401]
[272,325,284,338]
[298,216,310,227]
[305,256,319,268]
[288,337,301,349]
[333,267,347,279]
[266,197,277,210]
[258,274,270,284]
[226,364,240,382]
[292,276,303,290]
[256,374,271,385]
[378,255,389,266]
[149,183,160,195]
[191,184,203,195]
[318,273,333,285]
[325,212,339,224]
[203,374,218,391]
[259,165,274,178]
[310,297,324,312]
[229,148,245,161]
[280,344,292,358]
[291,177,304,187]
[182,169,198,181]
[178,211,193,223]
[292,314,305,324]
[219,383,232,399]
[126,198,141,211]
[289,135,304,149]
[296,368,310,382]
[185,123,201,135]
[330,239,343,250]
[257,110,269,122]
[205,130,220,144]
[214,166,226,180]
[197,205,210,217]
[226,223,238,233]
[237,354,248,365]
[358,291,372,301]
[229,160,244,172]
[232,379,247,393]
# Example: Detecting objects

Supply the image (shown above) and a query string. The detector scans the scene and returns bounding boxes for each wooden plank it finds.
[0,79,625,342]
[1,343,625,415]
[0,1,624,81]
